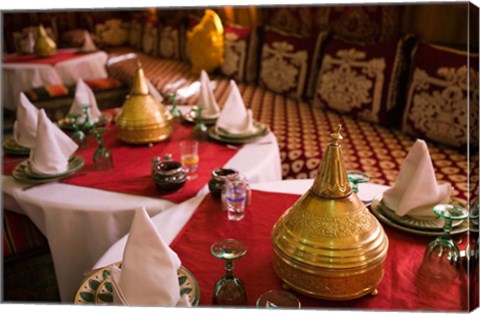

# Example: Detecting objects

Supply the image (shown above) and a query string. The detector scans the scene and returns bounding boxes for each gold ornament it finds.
[116,61,172,144]
[34,25,57,57]
[187,9,224,75]
[271,125,389,300]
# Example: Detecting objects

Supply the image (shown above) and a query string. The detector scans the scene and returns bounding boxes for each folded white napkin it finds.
[69,79,102,123]
[79,31,97,52]
[147,79,164,102]
[197,70,220,119]
[29,109,78,175]
[13,92,39,148]
[215,80,254,135]
[110,207,191,307]
[383,139,451,218]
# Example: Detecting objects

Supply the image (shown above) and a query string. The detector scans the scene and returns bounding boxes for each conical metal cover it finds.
[34,25,57,57]
[271,125,389,300]
[116,61,172,144]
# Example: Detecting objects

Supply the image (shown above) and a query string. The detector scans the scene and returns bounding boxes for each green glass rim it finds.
[433,204,468,220]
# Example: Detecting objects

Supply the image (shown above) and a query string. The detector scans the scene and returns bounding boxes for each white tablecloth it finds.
[2,132,281,302]
[2,49,108,111]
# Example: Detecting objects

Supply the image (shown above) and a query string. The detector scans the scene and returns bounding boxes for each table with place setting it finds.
[82,125,475,311]
[2,48,108,111]
[2,65,282,303]
[3,60,476,311]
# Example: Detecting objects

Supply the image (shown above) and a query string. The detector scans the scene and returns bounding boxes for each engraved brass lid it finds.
[34,25,57,57]
[116,61,172,144]
[271,125,388,300]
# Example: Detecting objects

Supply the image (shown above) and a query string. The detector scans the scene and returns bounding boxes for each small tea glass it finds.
[179,140,199,180]
[90,127,113,171]
[223,174,249,221]
[211,239,247,306]
[67,113,87,150]
[419,204,469,281]
[256,290,301,309]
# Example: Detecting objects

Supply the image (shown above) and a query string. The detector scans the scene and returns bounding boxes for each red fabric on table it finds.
[4,50,84,65]
[170,190,468,311]
[59,122,237,203]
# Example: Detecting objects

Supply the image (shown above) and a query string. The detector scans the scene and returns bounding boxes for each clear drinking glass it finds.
[211,239,247,306]
[90,127,113,171]
[419,204,469,281]
[347,171,370,194]
[256,290,301,309]
[223,174,249,221]
[179,140,199,180]
[67,113,87,150]
[80,104,95,132]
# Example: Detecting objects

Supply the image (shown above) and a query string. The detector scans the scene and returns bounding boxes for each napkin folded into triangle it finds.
[29,109,78,175]
[79,31,97,52]
[13,92,39,148]
[383,139,451,218]
[197,70,220,119]
[69,79,102,123]
[215,80,254,135]
[147,79,164,102]
[110,207,191,307]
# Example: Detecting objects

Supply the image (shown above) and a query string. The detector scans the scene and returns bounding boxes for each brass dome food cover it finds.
[271,125,388,300]
[34,25,57,57]
[116,61,172,144]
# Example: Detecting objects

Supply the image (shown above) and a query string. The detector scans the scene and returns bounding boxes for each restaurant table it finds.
[92,180,470,311]
[2,124,281,302]
[2,49,108,111]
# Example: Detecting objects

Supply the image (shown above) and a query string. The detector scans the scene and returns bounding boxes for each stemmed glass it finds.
[211,239,247,306]
[192,106,208,138]
[419,204,469,280]
[347,171,370,194]
[256,290,301,309]
[90,127,113,171]
[168,93,183,119]
[80,104,95,132]
[67,113,87,150]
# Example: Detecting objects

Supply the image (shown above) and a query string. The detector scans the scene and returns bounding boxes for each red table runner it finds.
[4,50,87,65]
[3,121,238,204]
[60,122,237,203]
[170,190,469,311]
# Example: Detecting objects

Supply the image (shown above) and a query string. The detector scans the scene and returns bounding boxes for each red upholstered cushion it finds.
[3,210,47,257]
[83,78,124,91]
[220,24,260,83]
[266,5,401,44]
[321,5,401,44]
[158,23,183,60]
[141,23,159,57]
[259,27,327,99]
[401,41,479,149]
[128,19,143,50]
[313,35,415,126]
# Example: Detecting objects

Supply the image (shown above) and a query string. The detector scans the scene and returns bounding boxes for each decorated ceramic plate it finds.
[214,122,268,140]
[57,114,112,130]
[3,135,30,156]
[371,193,465,230]
[74,262,200,306]
[208,125,269,144]
[183,109,218,125]
[370,195,469,236]
[12,156,84,183]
